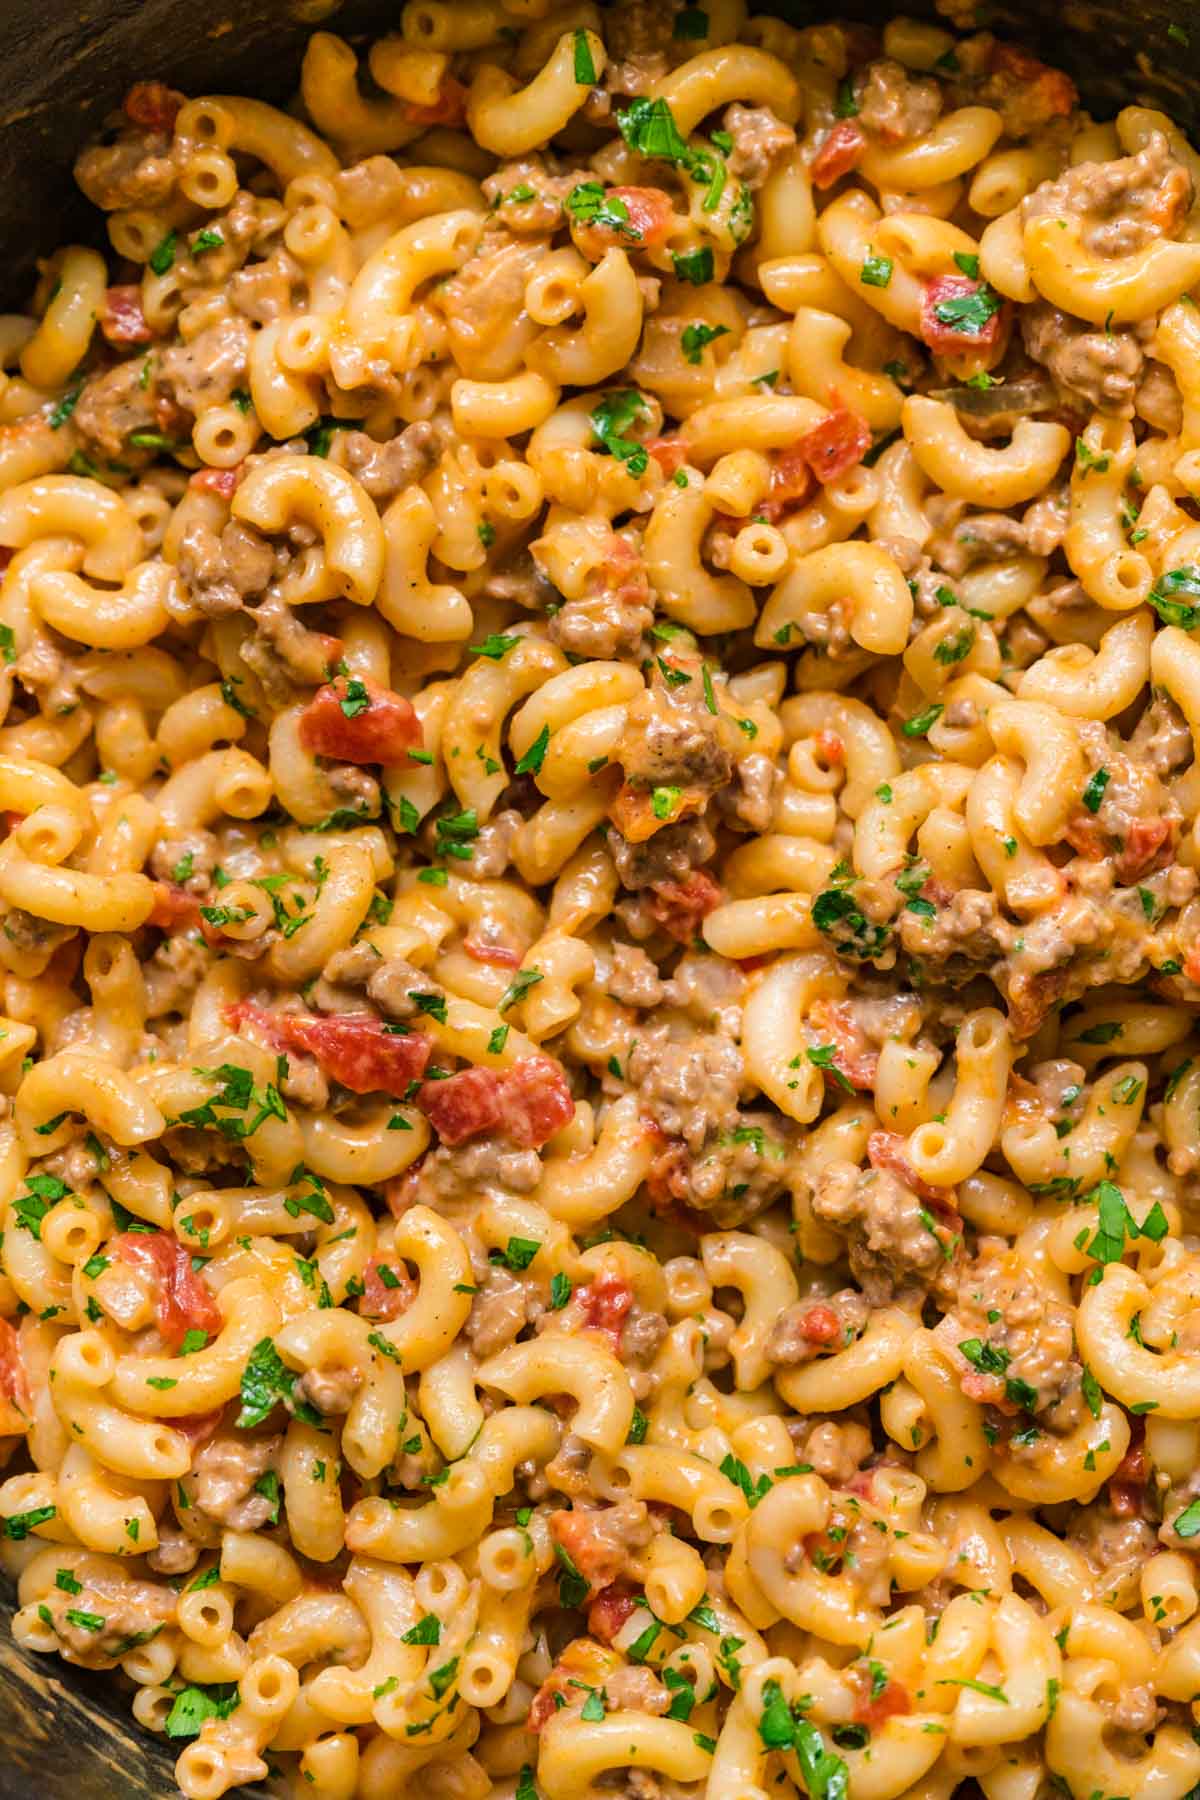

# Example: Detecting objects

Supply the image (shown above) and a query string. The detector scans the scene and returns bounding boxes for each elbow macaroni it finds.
[0,12,1198,1800]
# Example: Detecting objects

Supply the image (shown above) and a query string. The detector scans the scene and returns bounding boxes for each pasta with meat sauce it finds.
[3,3,1200,1797]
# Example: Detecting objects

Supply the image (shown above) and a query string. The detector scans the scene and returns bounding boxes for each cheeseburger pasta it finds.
[3,6,1200,1799]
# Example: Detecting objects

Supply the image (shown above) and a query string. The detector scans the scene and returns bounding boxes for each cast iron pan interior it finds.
[0,0,1195,1791]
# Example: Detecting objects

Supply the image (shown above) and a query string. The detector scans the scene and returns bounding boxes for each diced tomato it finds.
[852,1672,911,1727]
[113,1231,222,1354]
[815,729,845,767]
[645,1132,691,1208]
[798,403,871,485]
[812,119,866,189]
[418,1054,574,1150]
[101,285,153,348]
[155,390,191,440]
[987,44,1077,126]
[609,780,706,844]
[528,1675,569,1732]
[0,1318,29,1433]
[588,532,651,618]
[189,465,242,498]
[868,1129,959,1212]
[962,1370,1005,1405]
[763,445,816,521]
[462,935,521,967]
[1005,965,1070,1041]
[1064,814,1105,860]
[147,881,201,932]
[360,1257,416,1322]
[402,77,467,127]
[575,185,674,257]
[648,870,722,944]
[578,1274,633,1352]
[1110,1437,1147,1517]
[123,81,184,133]
[796,1303,841,1346]
[646,435,687,476]
[505,1056,575,1146]
[809,997,879,1092]
[920,276,1006,356]
[298,674,422,767]
[417,1067,504,1143]
[227,1000,432,1098]
[588,1581,640,1644]
[1115,817,1171,884]
[550,1508,627,1593]
[164,1407,223,1447]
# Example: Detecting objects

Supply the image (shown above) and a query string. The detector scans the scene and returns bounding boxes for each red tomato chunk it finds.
[588,1582,640,1643]
[811,120,866,188]
[228,1000,432,1097]
[101,285,153,347]
[298,675,423,765]
[578,1273,633,1351]
[360,1258,416,1322]
[920,276,1004,354]
[0,1317,30,1426]
[417,1054,574,1149]
[648,870,722,943]
[113,1231,222,1353]
[123,80,183,132]
[798,404,872,485]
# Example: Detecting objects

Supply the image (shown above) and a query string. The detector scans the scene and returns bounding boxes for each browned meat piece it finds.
[480,158,580,234]
[439,231,547,379]
[180,1430,283,1531]
[1130,693,1193,776]
[40,1575,176,1666]
[453,808,522,881]
[1023,130,1192,258]
[465,1266,535,1356]
[75,129,176,211]
[951,1239,1081,1421]
[606,942,666,1008]
[627,1020,741,1152]
[721,103,797,186]
[767,1290,870,1365]
[608,816,716,890]
[895,885,1008,967]
[603,0,676,93]
[158,317,252,415]
[228,249,302,323]
[73,361,159,459]
[629,1018,792,1224]
[240,593,336,700]
[177,519,274,616]
[1021,302,1144,417]
[146,1528,200,1577]
[334,421,440,501]
[1069,1506,1156,1610]
[149,830,217,889]
[617,666,732,793]
[720,754,779,834]
[811,1157,959,1304]
[550,596,650,661]
[855,59,943,142]
[144,932,211,1019]
[293,1364,362,1415]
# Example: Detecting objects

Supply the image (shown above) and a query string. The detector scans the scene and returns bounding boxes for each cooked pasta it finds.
[2,8,1200,1799]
